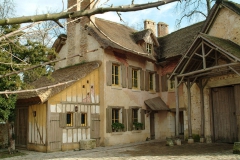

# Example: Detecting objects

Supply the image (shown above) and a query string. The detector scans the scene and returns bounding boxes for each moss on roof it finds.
[157,21,204,60]
[201,34,240,59]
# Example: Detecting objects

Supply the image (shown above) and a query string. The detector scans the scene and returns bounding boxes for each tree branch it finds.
[0,0,179,25]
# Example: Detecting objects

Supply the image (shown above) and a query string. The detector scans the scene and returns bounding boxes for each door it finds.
[212,86,238,143]
[90,114,100,146]
[150,112,155,139]
[15,107,28,147]
[49,113,62,151]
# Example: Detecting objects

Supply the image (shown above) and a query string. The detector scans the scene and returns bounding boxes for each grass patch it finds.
[0,151,26,159]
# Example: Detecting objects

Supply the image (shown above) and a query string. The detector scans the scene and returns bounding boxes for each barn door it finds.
[212,86,238,143]
[49,113,62,151]
[15,107,28,147]
[150,112,155,140]
[91,114,100,146]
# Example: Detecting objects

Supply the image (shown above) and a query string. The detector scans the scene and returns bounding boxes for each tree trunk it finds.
[8,121,15,154]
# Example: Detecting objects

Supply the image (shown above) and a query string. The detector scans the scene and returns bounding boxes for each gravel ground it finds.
[3,140,240,160]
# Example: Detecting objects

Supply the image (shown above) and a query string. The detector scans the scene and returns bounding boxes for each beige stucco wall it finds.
[208,7,240,44]
[102,49,161,146]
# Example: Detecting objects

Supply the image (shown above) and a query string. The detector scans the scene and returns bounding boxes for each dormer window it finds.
[146,43,152,54]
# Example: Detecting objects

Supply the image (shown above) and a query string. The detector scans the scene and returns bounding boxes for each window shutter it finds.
[141,109,145,130]
[140,69,144,91]
[161,75,168,92]
[106,61,112,86]
[75,113,82,127]
[145,71,149,91]
[59,113,66,128]
[106,107,112,133]
[122,108,127,132]
[128,109,133,131]
[155,73,160,92]
[128,67,132,89]
[121,64,127,88]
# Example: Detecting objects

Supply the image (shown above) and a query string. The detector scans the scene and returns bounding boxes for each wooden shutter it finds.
[234,85,240,116]
[75,113,82,127]
[122,108,127,132]
[140,69,144,91]
[121,64,127,88]
[155,73,160,92]
[161,75,168,92]
[59,113,66,128]
[145,71,149,91]
[106,61,112,86]
[128,109,133,131]
[128,67,132,89]
[141,109,145,130]
[106,107,112,133]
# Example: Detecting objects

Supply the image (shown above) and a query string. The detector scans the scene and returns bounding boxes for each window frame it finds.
[146,43,152,54]
[132,68,139,89]
[112,108,120,123]
[66,112,73,127]
[112,63,120,86]
[81,113,87,127]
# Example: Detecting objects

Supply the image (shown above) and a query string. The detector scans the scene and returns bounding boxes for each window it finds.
[66,112,73,127]
[132,108,138,123]
[149,73,154,91]
[146,43,152,54]
[106,61,127,88]
[161,74,175,92]
[81,113,87,127]
[112,64,119,86]
[60,112,89,128]
[128,107,145,131]
[145,71,159,92]
[112,108,120,123]
[106,106,127,133]
[132,69,138,89]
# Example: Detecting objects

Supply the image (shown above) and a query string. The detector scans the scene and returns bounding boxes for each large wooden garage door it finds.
[212,86,238,143]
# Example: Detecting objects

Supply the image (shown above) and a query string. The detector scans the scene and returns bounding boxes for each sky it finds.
[14,0,239,33]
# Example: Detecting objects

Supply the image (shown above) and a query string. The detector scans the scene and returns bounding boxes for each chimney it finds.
[65,0,93,67]
[144,20,156,36]
[157,22,169,37]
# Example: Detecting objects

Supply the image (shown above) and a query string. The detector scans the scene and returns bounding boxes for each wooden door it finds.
[49,113,62,151]
[90,114,100,146]
[212,86,238,143]
[15,107,28,147]
[150,112,155,139]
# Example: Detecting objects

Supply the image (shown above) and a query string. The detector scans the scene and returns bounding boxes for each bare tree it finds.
[175,0,214,28]
[0,0,179,26]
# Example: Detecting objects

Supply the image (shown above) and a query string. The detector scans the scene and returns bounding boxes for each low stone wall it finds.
[0,123,8,148]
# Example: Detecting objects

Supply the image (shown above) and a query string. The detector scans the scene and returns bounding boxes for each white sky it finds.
[14,0,239,33]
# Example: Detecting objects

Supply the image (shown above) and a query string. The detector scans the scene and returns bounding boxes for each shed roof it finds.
[16,61,101,103]
[144,97,169,111]
[170,33,240,81]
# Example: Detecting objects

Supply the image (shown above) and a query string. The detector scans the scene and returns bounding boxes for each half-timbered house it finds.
[14,0,240,152]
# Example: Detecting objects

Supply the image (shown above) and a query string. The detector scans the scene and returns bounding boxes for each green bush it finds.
[192,134,200,142]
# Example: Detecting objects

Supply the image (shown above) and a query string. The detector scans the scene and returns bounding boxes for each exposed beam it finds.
[177,62,240,77]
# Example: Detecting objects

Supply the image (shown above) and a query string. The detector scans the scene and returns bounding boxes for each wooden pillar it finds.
[175,76,179,137]
[199,79,205,138]
[187,78,192,138]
